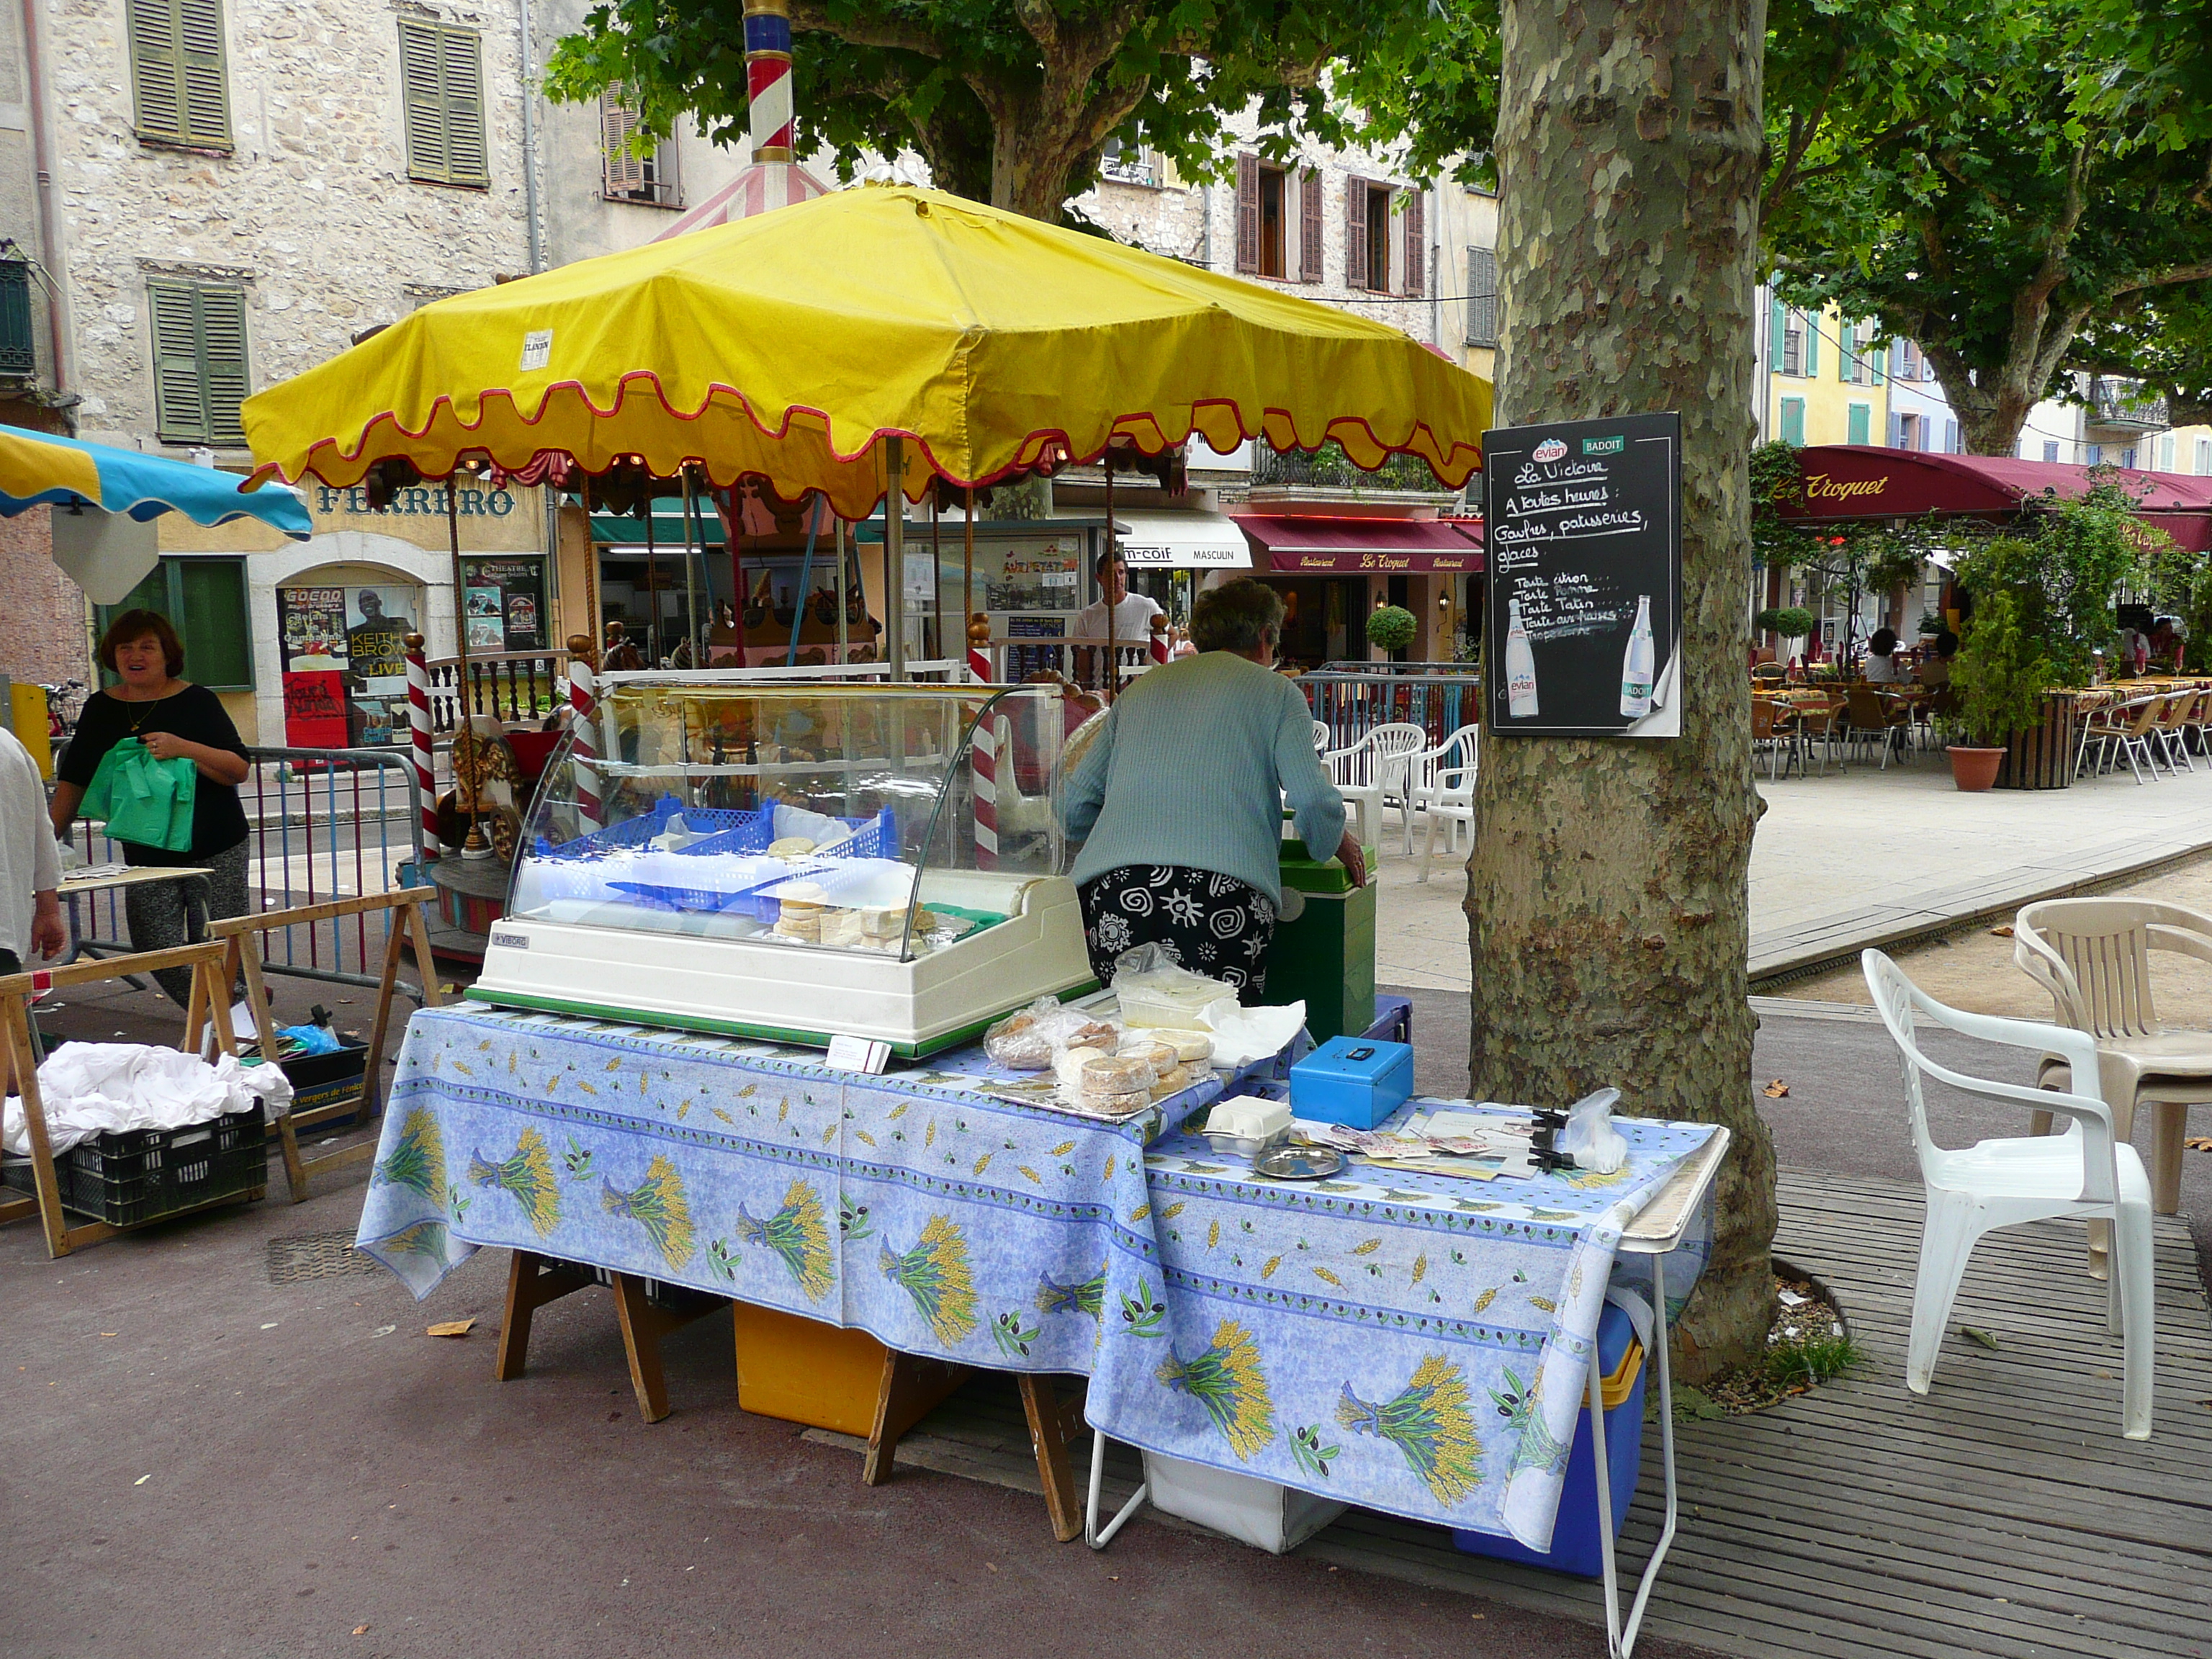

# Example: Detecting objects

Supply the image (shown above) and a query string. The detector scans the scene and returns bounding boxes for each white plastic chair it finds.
[1418,739,1478,883]
[1408,724,1478,835]
[1861,948,2154,1439]
[1322,721,1425,850]
[1310,719,1330,755]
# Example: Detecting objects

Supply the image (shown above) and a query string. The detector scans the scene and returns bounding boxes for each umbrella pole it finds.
[643,484,660,665]
[963,487,977,683]
[884,436,906,680]
[682,470,699,667]
[1103,459,1116,702]
[930,493,943,665]
[685,469,716,648]
[835,515,849,662]
[448,485,486,857]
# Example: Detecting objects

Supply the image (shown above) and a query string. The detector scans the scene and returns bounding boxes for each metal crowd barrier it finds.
[72,745,430,996]
[1299,666,1483,751]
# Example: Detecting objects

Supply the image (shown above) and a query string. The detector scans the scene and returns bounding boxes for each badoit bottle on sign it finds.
[1505,599,1539,718]
[1619,595,1655,718]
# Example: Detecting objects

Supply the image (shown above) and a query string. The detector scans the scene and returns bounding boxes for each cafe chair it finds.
[1406,723,1479,857]
[1843,686,1912,770]
[1861,948,2154,1439]
[1750,697,1802,781]
[2088,694,2167,784]
[1310,719,1330,755]
[2014,898,2212,1236]
[2151,688,2200,774]
[1323,721,1425,850]
[1417,743,1478,882]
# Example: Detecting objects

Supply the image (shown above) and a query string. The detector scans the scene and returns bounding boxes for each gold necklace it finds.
[121,683,171,734]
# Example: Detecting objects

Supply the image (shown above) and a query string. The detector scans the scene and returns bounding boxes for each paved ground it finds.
[1375,750,2212,991]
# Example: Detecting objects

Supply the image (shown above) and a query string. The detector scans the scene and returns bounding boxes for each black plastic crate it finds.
[279,1042,372,1127]
[0,1105,267,1227]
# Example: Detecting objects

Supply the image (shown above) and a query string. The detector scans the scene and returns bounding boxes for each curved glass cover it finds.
[510,680,1074,962]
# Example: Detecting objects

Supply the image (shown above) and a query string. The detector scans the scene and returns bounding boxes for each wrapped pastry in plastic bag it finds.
[984,996,1118,1071]
[1112,943,1235,1030]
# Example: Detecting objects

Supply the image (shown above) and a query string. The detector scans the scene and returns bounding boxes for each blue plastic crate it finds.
[1452,1300,1645,1577]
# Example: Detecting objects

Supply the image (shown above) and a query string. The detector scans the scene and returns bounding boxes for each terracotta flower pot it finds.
[1947,745,2005,792]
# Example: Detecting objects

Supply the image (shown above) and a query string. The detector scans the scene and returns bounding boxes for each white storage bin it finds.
[1141,1450,1346,1555]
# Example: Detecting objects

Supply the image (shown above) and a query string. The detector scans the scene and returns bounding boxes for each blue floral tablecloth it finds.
[356,1005,1713,1550]
[1123,1107,1715,1550]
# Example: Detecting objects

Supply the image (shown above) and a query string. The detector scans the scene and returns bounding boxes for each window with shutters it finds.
[129,0,232,150]
[0,261,32,378]
[1365,185,1393,292]
[2045,441,2063,463]
[1344,175,1369,291]
[146,279,249,446]
[601,87,680,206]
[1779,397,1806,447]
[1403,191,1424,298]
[400,20,488,188]
[2159,434,2175,472]
[1298,171,1322,283]
[1779,312,1804,377]
[1847,403,1871,445]
[1256,166,1287,279]
[1097,138,1155,187]
[1464,246,1498,346]
[2198,438,2211,475]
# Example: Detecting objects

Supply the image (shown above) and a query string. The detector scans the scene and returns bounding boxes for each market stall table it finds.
[55,863,210,971]
[353,1002,1264,1537]
[1085,1102,1722,1659]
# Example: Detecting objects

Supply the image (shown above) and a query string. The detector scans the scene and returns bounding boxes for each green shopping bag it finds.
[79,737,198,852]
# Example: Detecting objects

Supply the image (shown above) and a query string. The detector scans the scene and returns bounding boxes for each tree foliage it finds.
[547,0,1450,222]
[1760,0,2212,457]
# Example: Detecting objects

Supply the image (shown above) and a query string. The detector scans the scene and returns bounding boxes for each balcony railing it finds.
[2088,378,2168,433]
[1250,444,1451,495]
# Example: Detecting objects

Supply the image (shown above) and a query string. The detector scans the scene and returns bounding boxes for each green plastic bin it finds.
[1267,839,1377,1045]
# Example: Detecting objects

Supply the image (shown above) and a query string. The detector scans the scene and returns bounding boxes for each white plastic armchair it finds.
[1323,721,1426,850]
[1861,948,2154,1439]
[1418,735,1479,883]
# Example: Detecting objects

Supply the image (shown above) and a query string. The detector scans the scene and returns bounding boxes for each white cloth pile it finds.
[4,1044,294,1157]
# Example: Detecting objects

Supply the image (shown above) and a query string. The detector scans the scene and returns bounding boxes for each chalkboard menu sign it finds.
[1483,413,1683,737]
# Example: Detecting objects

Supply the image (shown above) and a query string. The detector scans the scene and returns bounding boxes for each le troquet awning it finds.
[1232,514,1484,575]
[1779,446,2212,553]
[1115,508,1251,568]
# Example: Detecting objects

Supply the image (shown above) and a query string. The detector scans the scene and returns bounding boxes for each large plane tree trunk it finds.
[1472,0,1779,1380]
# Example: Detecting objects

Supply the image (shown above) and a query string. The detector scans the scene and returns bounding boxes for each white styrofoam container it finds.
[1141,1450,1346,1555]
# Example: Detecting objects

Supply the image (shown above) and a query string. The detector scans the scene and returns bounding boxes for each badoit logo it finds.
[1532,438,1568,462]
[1582,435,1626,456]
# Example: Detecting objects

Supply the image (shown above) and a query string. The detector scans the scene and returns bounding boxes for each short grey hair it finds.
[1191,578,1285,653]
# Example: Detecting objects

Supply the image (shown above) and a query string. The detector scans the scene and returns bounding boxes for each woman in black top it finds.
[52,609,253,1005]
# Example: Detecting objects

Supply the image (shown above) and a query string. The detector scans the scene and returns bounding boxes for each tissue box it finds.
[1289,1036,1413,1130]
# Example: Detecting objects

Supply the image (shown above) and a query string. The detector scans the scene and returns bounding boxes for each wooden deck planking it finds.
[824,1170,2212,1659]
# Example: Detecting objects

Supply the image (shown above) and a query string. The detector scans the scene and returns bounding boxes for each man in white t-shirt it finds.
[0,726,64,1094]
[1071,551,1163,688]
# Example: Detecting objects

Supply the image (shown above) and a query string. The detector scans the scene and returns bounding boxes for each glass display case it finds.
[471,678,1094,1055]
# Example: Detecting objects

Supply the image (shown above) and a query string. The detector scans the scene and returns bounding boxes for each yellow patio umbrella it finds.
[242,184,1490,516]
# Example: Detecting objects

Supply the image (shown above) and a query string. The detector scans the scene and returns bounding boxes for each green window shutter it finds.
[400,20,449,181]
[1802,313,1818,377]
[197,285,250,445]
[1847,403,1871,446]
[440,29,488,185]
[1780,397,1806,447]
[128,0,185,143]
[1869,328,1884,385]
[1769,295,1786,369]
[130,0,229,148]
[174,558,253,688]
[148,279,209,442]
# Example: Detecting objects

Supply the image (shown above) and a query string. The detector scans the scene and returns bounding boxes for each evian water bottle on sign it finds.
[1619,594,1655,718]
[1504,598,1539,718]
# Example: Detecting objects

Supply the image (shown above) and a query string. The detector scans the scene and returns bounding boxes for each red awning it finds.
[1779,446,2212,550]
[1231,515,1484,575]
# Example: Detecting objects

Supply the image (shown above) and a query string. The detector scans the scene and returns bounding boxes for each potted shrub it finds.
[1947,586,2050,791]
[1755,605,1815,643]
[1367,603,1418,658]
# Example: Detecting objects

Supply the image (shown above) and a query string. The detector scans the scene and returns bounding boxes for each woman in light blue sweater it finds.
[1061,579,1365,1001]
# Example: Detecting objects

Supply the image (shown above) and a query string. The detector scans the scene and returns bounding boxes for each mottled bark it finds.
[1475,0,1777,1380]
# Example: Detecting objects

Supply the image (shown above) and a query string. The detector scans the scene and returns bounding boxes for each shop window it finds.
[130,0,232,150]
[1464,246,1497,347]
[96,557,253,691]
[601,86,680,207]
[400,19,488,188]
[147,278,249,446]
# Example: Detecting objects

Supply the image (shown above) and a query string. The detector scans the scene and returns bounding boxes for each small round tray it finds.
[1251,1144,1345,1182]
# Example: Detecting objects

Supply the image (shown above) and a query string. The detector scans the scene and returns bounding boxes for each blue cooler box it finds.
[1453,1301,1647,1577]
[1288,1035,1413,1130]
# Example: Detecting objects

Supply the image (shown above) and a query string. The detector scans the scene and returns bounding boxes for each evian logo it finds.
[1532,439,1568,463]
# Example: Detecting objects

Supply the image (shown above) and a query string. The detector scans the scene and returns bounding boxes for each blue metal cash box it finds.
[1288,1035,1414,1129]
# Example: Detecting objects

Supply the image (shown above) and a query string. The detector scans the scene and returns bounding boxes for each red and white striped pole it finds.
[404,632,440,860]
[744,0,795,162]
[971,711,1001,869]
[967,612,992,684]
[566,633,603,827]
[1149,613,1169,667]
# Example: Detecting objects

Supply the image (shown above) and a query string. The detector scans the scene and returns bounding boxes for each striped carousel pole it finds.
[565,633,603,826]
[404,632,440,859]
[971,712,1001,869]
[1149,613,1169,667]
[968,613,993,684]
[744,0,796,163]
